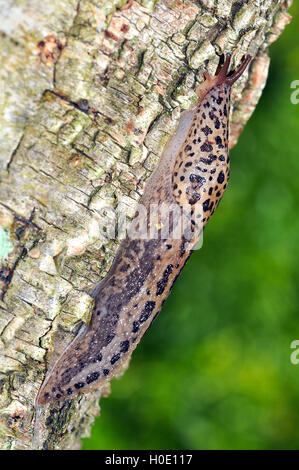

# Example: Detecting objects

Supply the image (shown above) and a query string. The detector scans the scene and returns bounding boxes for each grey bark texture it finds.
[0,0,292,450]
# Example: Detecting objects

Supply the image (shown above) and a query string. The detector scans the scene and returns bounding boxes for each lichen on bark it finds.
[0,0,292,450]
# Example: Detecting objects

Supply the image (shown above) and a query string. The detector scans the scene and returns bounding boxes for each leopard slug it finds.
[37,53,251,404]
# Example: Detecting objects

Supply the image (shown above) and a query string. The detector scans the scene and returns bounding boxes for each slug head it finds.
[196,53,252,100]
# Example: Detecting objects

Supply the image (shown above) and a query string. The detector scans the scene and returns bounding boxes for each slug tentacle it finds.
[215,52,231,81]
[225,54,252,86]
[36,53,251,405]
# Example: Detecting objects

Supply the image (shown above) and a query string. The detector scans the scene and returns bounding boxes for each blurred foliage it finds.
[83,3,299,450]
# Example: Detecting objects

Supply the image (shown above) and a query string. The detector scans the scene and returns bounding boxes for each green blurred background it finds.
[83,2,299,450]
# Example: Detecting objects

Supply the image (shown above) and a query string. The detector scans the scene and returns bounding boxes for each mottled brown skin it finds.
[37,54,251,405]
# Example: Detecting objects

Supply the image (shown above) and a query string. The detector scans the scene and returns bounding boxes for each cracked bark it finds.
[0,0,292,450]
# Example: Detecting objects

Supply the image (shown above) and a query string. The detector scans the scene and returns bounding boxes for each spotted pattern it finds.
[172,83,231,226]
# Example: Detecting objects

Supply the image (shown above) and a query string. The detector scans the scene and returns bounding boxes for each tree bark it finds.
[0,0,292,450]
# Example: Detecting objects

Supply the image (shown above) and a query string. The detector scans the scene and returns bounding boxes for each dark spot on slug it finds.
[111,353,121,365]
[217,171,225,184]
[139,301,156,322]
[189,193,201,205]
[201,125,212,136]
[156,264,173,296]
[105,333,115,346]
[94,352,103,363]
[86,372,100,384]
[132,321,140,333]
[200,154,216,165]
[200,142,213,152]
[120,340,130,353]
[103,369,110,376]
[74,382,85,390]
[203,199,211,212]
[180,235,188,257]
[189,174,206,185]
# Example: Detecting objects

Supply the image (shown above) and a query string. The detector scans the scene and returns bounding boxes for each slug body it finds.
[37,54,251,404]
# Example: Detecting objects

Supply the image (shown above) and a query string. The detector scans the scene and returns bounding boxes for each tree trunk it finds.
[0,0,292,450]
